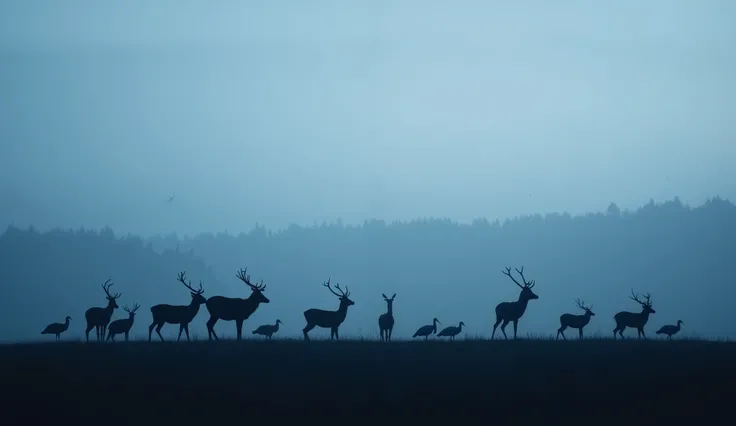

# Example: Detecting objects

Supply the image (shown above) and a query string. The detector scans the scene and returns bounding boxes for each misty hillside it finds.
[2,196,736,342]
[0,226,223,342]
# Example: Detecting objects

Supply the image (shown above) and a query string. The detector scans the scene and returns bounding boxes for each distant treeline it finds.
[3,196,736,342]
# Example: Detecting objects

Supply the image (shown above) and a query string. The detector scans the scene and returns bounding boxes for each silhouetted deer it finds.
[303,279,354,341]
[107,304,140,342]
[85,279,121,343]
[206,267,269,340]
[613,290,656,339]
[437,321,465,340]
[656,320,683,340]
[491,266,539,340]
[149,271,206,342]
[378,293,396,342]
[413,318,441,340]
[41,316,72,341]
[252,319,283,340]
[557,298,595,340]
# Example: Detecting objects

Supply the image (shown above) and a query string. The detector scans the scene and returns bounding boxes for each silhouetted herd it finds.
[41,265,686,343]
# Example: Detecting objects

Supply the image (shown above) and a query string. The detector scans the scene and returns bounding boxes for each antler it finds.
[236,267,267,292]
[382,293,395,301]
[102,279,121,299]
[630,289,652,306]
[176,271,204,294]
[575,298,590,310]
[501,266,534,289]
[124,303,140,314]
[323,278,349,298]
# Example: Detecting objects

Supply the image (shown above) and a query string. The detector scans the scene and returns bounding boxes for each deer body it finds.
[205,267,269,340]
[149,272,206,342]
[85,280,121,343]
[41,316,72,341]
[491,266,539,340]
[613,290,655,339]
[107,304,139,342]
[303,279,354,341]
[378,293,396,342]
[557,299,595,340]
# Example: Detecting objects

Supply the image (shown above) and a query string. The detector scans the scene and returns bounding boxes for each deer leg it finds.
[303,323,315,341]
[236,320,244,340]
[499,320,510,339]
[491,315,502,340]
[125,331,129,342]
[557,325,566,340]
[155,323,165,342]
[206,316,219,340]
[148,323,156,342]
[380,329,384,342]
[639,328,646,339]
[388,328,393,342]
[85,324,93,342]
[177,325,185,342]
[578,328,584,339]
[184,324,190,342]
[333,327,340,341]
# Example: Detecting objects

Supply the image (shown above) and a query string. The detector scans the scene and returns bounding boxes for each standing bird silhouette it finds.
[252,319,283,340]
[437,321,465,340]
[656,320,684,340]
[41,316,72,341]
[413,318,441,340]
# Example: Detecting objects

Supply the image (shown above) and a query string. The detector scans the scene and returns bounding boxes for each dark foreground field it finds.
[2,339,735,424]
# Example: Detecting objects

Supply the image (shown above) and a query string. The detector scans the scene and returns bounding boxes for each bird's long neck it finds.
[432,320,438,332]
[274,322,280,331]
[457,323,463,331]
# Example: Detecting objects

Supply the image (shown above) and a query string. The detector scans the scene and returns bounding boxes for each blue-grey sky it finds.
[1,0,734,236]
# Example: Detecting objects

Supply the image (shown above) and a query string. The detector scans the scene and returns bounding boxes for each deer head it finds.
[382,293,396,307]
[236,268,270,304]
[124,303,140,318]
[501,266,538,301]
[177,271,206,305]
[630,289,655,314]
[323,278,354,307]
[575,298,595,316]
[102,279,121,309]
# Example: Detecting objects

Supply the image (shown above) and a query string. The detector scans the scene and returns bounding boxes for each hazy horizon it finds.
[1,1,734,236]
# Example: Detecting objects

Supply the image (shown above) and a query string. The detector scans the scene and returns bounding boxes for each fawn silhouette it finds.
[656,320,683,340]
[413,318,441,340]
[437,321,465,340]
[206,267,269,340]
[41,316,72,341]
[557,298,595,340]
[378,293,396,342]
[303,279,354,341]
[107,304,140,342]
[149,271,206,342]
[252,319,283,340]
[85,279,121,343]
[613,290,656,339]
[491,266,539,340]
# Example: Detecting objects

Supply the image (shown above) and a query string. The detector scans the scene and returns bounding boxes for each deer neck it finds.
[336,302,350,321]
[516,294,531,314]
[104,300,116,316]
[188,298,202,317]
[386,303,393,317]
[639,308,651,323]
[581,313,592,325]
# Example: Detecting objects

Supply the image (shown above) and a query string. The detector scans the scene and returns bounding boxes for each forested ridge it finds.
[2,196,735,342]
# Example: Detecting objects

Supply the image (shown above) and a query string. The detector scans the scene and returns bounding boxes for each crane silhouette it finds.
[41,316,72,341]
[413,318,441,340]
[437,321,465,340]
[656,320,683,340]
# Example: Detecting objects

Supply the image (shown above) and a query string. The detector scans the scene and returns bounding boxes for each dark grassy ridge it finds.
[2,339,734,423]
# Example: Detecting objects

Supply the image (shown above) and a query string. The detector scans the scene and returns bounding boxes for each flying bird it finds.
[165,194,176,203]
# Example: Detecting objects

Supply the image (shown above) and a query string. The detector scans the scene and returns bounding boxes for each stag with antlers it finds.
[107,303,140,342]
[205,267,270,340]
[303,279,355,341]
[613,290,655,339]
[149,271,206,342]
[491,266,539,340]
[378,293,396,342]
[557,298,596,340]
[85,279,121,343]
